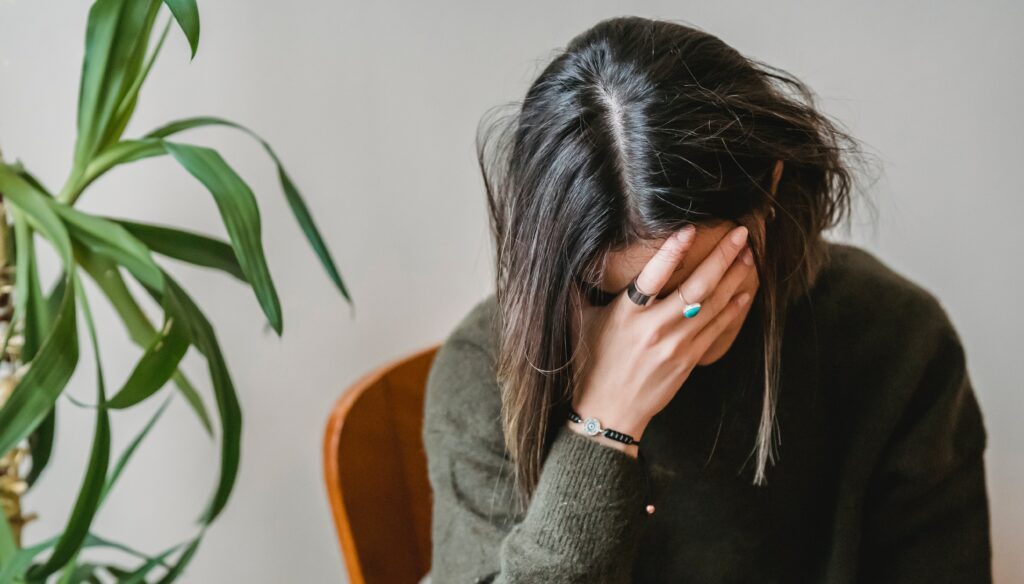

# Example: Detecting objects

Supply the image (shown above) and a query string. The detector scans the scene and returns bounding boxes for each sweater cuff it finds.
[521,425,648,563]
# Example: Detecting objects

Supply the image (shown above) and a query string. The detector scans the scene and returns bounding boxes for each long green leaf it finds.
[101,397,172,503]
[0,168,79,475]
[147,117,353,305]
[114,218,244,281]
[28,274,110,581]
[25,408,55,488]
[140,273,241,524]
[11,212,59,489]
[76,138,166,198]
[71,0,160,171]
[160,0,199,59]
[82,533,171,567]
[106,313,188,410]
[117,539,185,584]
[52,203,164,291]
[24,274,69,488]
[103,17,171,157]
[0,517,14,571]
[0,279,77,460]
[95,3,162,153]
[0,535,59,584]
[12,211,50,360]
[24,274,68,489]
[0,532,169,584]
[57,558,95,584]
[164,141,283,334]
[54,209,192,411]
[155,532,202,584]
[0,166,73,264]
[76,247,212,435]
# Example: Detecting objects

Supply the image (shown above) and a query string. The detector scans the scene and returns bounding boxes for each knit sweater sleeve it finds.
[422,337,649,583]
[858,311,992,582]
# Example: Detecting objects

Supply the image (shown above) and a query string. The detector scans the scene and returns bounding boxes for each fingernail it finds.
[737,292,751,306]
[676,225,696,242]
[731,226,748,245]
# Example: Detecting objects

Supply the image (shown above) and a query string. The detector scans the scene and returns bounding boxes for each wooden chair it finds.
[323,344,440,584]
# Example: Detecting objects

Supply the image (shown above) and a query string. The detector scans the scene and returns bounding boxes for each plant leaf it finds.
[72,0,161,169]
[101,397,172,503]
[0,168,79,460]
[0,516,14,570]
[0,165,73,264]
[154,532,202,584]
[104,17,172,152]
[116,538,184,584]
[25,408,56,488]
[27,274,110,581]
[147,117,353,305]
[82,533,171,567]
[0,532,171,584]
[12,211,51,360]
[0,277,77,461]
[57,210,192,412]
[160,0,199,59]
[117,540,184,581]
[10,213,59,488]
[106,312,188,410]
[0,535,59,583]
[114,218,244,281]
[52,203,164,292]
[164,141,283,334]
[95,3,162,153]
[139,272,240,524]
[76,246,213,435]
[78,138,166,197]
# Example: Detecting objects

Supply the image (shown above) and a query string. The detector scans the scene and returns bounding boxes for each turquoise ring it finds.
[677,287,701,318]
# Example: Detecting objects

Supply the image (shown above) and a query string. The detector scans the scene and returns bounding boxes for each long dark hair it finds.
[477,16,876,510]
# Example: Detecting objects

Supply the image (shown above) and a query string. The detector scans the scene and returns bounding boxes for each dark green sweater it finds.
[422,241,992,583]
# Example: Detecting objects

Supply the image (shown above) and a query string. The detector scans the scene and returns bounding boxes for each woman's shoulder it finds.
[809,240,960,342]
[804,241,974,422]
[437,292,500,358]
[422,293,504,447]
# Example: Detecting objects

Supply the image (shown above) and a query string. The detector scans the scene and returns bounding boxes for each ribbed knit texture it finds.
[422,241,992,583]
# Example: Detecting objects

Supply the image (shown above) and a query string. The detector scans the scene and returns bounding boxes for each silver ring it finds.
[676,287,702,318]
[626,278,653,306]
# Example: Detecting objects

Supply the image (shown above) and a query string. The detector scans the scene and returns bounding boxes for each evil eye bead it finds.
[582,417,602,436]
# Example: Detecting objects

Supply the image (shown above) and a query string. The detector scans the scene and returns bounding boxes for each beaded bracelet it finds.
[566,408,655,515]
[567,409,641,446]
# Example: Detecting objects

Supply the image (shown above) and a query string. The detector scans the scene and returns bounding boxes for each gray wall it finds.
[1,0,1020,581]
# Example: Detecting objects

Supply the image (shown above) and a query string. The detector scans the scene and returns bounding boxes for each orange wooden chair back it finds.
[323,344,440,584]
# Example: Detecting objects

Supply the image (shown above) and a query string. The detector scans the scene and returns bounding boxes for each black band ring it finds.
[627,277,653,307]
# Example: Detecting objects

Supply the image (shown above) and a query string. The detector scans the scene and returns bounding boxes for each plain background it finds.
[1,0,1021,581]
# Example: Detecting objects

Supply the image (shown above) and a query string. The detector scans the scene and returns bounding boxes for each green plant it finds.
[0,0,351,580]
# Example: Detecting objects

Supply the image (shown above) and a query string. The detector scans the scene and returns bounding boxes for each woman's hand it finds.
[567,224,755,458]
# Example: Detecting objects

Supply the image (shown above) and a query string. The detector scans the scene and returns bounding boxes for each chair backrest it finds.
[323,343,440,584]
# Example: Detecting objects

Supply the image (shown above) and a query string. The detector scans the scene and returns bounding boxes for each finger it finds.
[690,290,751,353]
[660,242,752,325]
[666,224,749,312]
[619,224,697,310]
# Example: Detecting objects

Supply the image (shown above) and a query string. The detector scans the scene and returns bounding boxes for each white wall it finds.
[1,0,1020,581]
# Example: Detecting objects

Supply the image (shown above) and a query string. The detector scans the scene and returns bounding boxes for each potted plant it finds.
[0,0,351,580]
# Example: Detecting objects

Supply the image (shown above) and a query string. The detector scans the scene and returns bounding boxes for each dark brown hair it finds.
[476,16,877,510]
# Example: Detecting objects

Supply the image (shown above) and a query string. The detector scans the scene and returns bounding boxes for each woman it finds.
[422,16,991,583]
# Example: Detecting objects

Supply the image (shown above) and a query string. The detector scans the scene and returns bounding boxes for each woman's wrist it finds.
[569,402,650,441]
[565,419,640,459]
